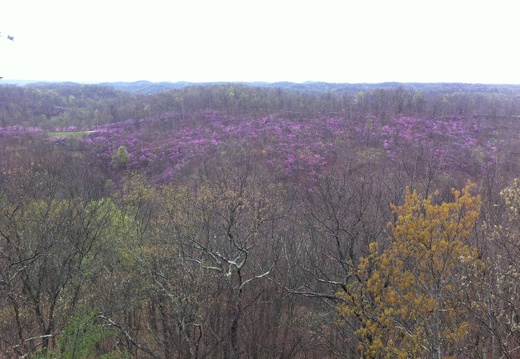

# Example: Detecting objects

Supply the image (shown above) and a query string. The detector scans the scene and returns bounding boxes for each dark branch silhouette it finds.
[0,31,15,41]
[1,31,14,79]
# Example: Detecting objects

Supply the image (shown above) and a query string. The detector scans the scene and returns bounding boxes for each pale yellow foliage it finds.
[337,181,482,359]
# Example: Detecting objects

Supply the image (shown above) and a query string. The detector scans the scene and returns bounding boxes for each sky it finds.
[1,0,519,84]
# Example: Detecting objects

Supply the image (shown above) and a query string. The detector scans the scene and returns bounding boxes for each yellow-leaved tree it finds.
[337,181,483,359]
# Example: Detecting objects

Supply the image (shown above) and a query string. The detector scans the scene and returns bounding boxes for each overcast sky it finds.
[1,0,518,84]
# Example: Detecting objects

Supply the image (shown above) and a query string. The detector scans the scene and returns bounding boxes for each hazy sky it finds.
[1,0,518,84]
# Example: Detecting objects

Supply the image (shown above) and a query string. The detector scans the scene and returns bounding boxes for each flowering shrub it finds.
[65,111,502,184]
[2,110,502,184]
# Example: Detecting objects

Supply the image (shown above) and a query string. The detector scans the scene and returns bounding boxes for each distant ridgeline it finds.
[2,79,520,95]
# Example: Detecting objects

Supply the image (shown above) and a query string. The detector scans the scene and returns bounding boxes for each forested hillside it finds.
[2,81,520,358]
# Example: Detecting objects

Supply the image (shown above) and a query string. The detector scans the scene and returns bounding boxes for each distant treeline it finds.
[1,81,520,131]
[16,79,520,95]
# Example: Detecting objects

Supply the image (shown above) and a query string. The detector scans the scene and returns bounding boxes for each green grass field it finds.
[49,131,88,138]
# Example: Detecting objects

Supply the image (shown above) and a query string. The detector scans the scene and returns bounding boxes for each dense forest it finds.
[2,81,520,358]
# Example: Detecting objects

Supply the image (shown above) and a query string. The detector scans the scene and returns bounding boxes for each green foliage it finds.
[58,308,115,359]
[356,147,383,162]
[49,131,88,138]
[30,308,119,359]
[112,145,130,168]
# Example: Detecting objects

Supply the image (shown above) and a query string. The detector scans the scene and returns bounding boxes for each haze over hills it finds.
[3,79,520,95]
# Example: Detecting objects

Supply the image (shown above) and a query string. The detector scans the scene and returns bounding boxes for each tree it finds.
[112,145,130,169]
[159,155,287,356]
[472,177,520,358]
[0,193,107,356]
[55,308,117,359]
[0,141,116,357]
[291,165,392,356]
[337,181,482,359]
